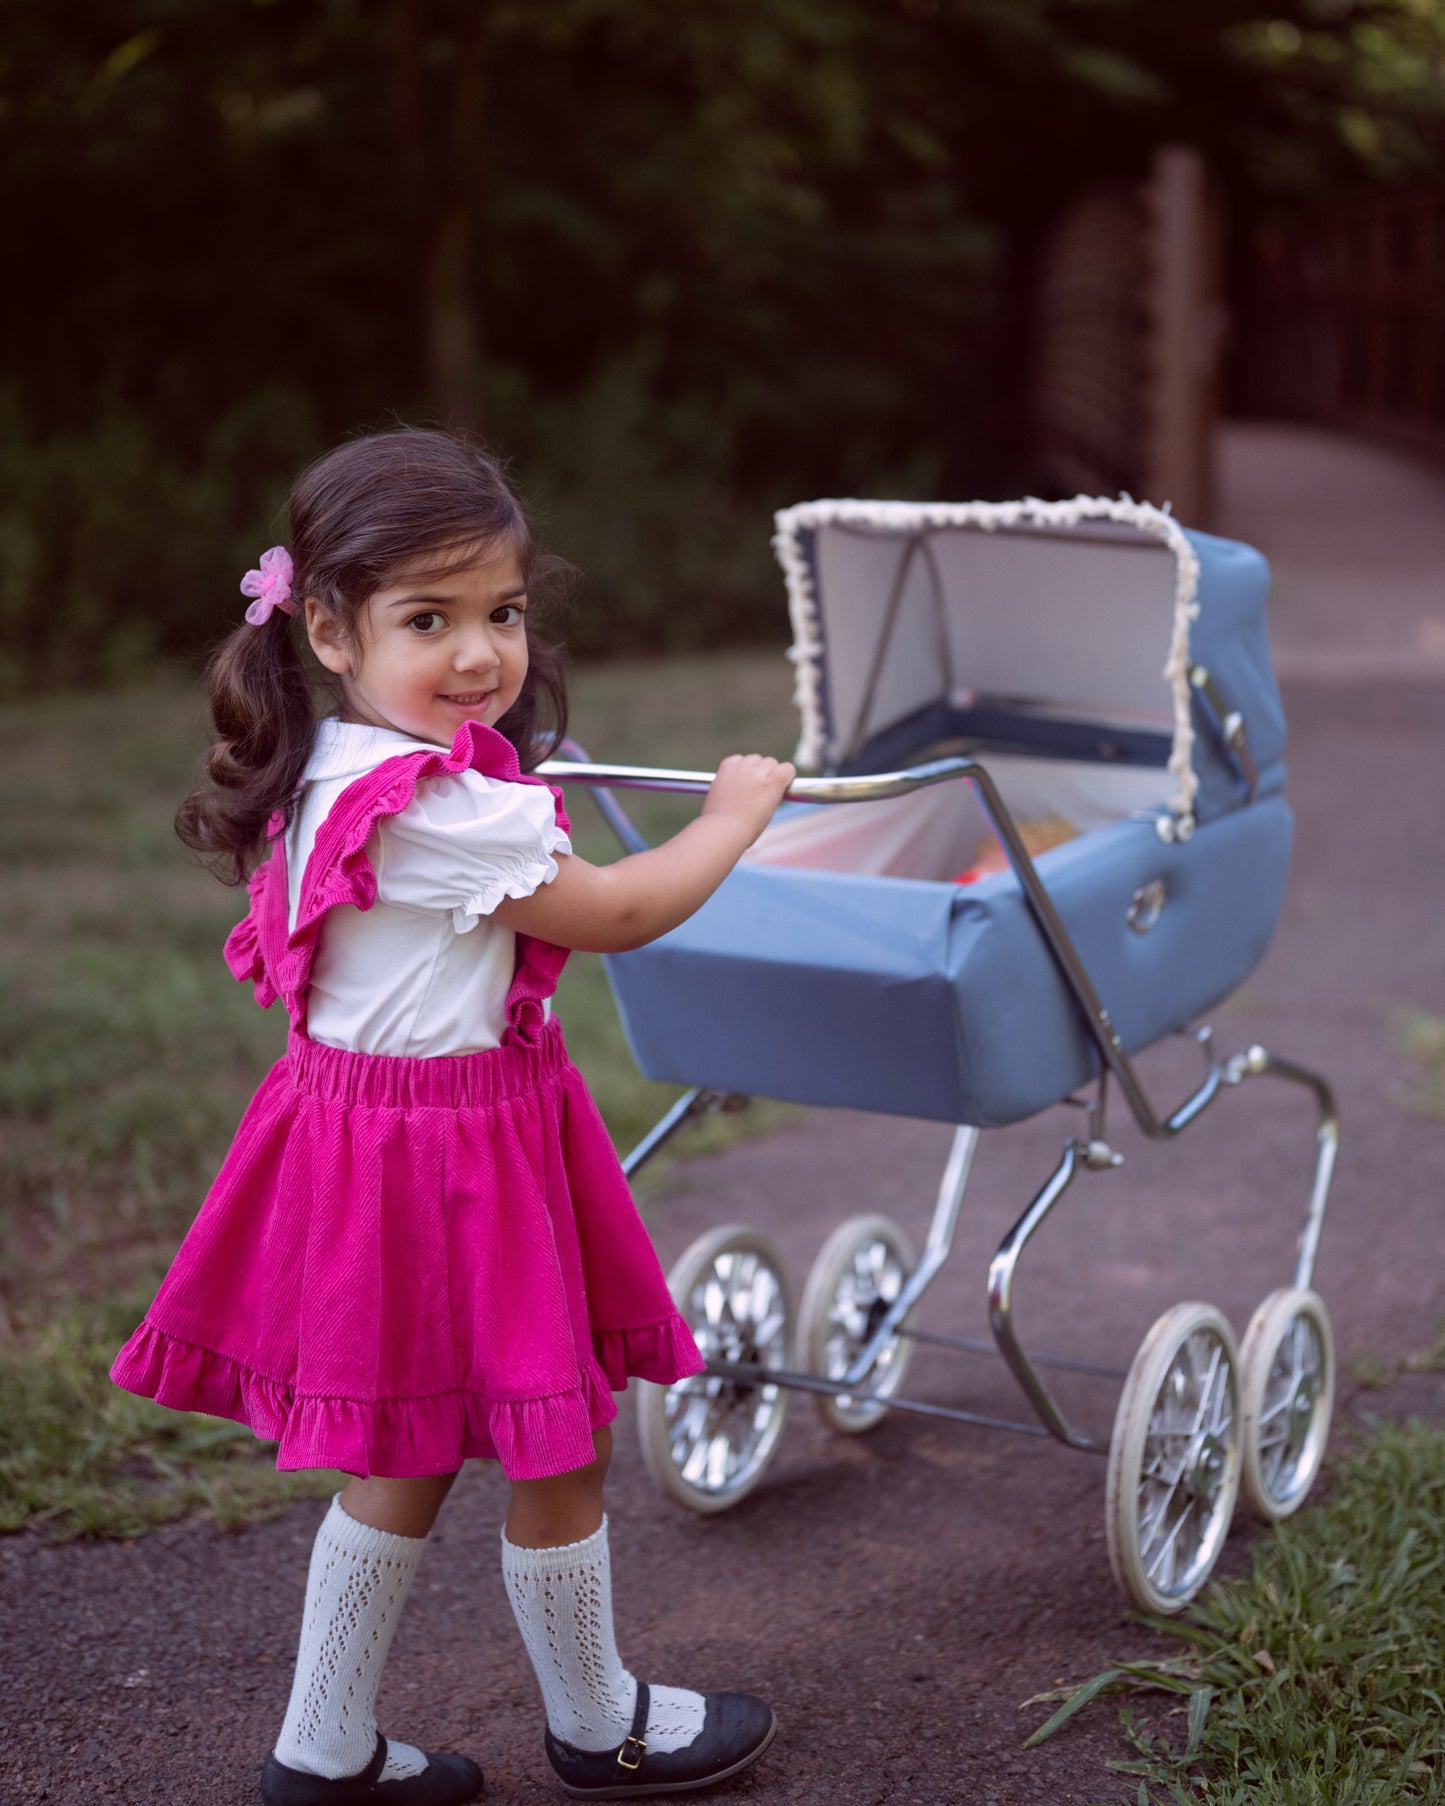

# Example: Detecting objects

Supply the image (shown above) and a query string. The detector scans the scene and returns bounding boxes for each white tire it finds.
[1106,1302,1242,1614]
[1239,1288,1333,1521]
[635,1225,792,1514]
[799,1214,916,1433]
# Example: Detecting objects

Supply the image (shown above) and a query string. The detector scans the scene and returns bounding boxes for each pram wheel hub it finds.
[799,1214,916,1433]
[636,1226,793,1514]
[1185,1430,1228,1499]
[1106,1302,1242,1614]
[1239,1287,1333,1521]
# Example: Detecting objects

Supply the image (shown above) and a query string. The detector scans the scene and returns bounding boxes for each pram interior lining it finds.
[745,752,1174,887]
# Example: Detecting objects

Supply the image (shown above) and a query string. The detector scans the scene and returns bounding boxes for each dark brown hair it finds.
[178,428,569,884]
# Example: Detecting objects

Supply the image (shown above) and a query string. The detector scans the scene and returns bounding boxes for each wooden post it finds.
[1143,146,1222,528]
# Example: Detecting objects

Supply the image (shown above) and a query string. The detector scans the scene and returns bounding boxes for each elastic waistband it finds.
[286,1018,570,1109]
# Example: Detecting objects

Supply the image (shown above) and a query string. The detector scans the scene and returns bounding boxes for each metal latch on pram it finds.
[1190,663,1259,801]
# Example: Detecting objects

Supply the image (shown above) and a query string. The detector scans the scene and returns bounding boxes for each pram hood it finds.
[773,496,1287,831]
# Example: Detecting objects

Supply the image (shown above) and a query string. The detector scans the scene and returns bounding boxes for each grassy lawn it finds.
[1026,1417,1445,1804]
[0,653,798,1538]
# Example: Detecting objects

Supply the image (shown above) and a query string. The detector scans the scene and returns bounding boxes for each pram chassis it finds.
[542,744,1339,1613]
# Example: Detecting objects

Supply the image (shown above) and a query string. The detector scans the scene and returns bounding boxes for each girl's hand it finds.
[701,754,797,845]
[491,753,794,954]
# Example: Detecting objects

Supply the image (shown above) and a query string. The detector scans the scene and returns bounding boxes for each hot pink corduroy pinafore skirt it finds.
[111,721,704,1480]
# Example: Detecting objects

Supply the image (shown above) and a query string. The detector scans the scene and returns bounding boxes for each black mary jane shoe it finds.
[544,1683,777,1799]
[261,1733,484,1806]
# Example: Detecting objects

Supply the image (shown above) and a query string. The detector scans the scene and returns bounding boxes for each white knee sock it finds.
[500,1517,707,1754]
[273,1495,430,1782]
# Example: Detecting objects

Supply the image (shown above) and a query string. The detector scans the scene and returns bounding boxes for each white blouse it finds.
[285,719,571,1057]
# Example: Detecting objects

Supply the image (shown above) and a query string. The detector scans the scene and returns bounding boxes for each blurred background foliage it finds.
[3,0,1444,686]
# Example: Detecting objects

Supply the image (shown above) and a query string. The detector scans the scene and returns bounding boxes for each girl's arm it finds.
[491,753,795,953]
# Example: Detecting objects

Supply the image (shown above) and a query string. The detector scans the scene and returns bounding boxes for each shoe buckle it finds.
[617,1735,647,1771]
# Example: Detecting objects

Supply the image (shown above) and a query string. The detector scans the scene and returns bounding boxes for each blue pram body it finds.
[603,504,1291,1126]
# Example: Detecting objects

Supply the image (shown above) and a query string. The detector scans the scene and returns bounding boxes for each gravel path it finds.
[5,424,1443,1806]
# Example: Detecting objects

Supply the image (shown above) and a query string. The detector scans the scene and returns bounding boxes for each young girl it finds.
[111,428,793,1805]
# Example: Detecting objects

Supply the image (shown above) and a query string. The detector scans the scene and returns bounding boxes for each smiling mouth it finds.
[441,692,495,706]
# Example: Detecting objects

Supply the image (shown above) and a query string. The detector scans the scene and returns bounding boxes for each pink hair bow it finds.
[240,546,297,625]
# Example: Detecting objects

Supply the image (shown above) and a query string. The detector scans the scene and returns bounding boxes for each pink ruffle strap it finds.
[226,721,571,1033]
[222,854,284,1009]
[222,910,269,1003]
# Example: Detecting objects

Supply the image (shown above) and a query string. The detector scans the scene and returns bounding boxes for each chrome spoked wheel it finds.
[1240,1288,1333,1521]
[1106,1302,1242,1614]
[636,1225,792,1514]
[799,1215,916,1434]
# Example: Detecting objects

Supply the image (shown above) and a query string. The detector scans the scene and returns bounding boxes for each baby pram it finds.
[541,497,1338,1614]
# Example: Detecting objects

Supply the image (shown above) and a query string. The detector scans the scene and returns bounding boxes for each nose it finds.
[454,627,501,675]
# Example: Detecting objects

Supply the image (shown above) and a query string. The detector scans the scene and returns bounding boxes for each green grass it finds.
[1025,1419,1445,1804]
[0,654,799,1537]
[0,1291,343,1540]
[1400,1014,1445,1120]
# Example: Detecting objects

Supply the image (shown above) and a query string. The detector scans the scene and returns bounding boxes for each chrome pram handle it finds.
[543,745,1128,1108]
[536,753,977,806]
[541,748,1119,1108]
[539,746,1338,1172]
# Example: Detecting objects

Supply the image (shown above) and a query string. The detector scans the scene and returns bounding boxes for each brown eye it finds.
[492,603,525,627]
[407,612,443,633]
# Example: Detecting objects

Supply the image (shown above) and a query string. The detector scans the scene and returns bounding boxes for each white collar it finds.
[304,717,427,784]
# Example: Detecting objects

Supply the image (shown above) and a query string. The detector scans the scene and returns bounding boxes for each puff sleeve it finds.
[372,770,572,932]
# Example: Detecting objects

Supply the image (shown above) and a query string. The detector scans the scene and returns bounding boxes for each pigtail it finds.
[176,611,317,885]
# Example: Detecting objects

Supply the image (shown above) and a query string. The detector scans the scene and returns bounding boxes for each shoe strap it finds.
[617,1682,650,1772]
[359,1733,389,1789]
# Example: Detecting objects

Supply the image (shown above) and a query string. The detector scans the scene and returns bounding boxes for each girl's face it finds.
[307,543,530,747]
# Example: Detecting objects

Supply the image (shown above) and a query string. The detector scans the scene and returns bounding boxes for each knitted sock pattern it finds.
[273,1495,429,1781]
[500,1517,706,1754]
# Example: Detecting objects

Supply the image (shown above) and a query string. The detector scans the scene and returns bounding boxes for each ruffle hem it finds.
[112,1314,703,1481]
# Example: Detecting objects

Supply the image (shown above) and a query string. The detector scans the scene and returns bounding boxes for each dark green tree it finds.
[2,0,1441,681]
